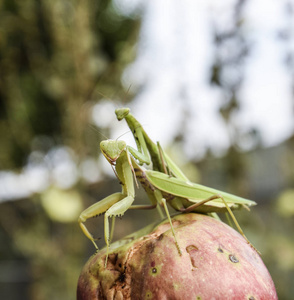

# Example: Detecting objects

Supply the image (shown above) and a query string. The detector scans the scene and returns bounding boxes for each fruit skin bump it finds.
[77,213,278,300]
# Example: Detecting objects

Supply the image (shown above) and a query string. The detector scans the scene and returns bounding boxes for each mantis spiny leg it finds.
[154,189,182,256]
[181,194,260,254]
[78,192,125,251]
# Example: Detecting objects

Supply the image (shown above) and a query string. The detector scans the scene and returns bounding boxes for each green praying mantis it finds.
[114,108,255,221]
[78,108,257,266]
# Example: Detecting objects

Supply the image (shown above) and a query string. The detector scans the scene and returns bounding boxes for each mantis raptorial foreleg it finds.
[79,192,125,250]
[79,191,137,267]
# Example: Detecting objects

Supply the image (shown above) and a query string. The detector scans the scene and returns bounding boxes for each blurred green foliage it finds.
[0,0,139,299]
[0,1,293,300]
[0,0,137,169]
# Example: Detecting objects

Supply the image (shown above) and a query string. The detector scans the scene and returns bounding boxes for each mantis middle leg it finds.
[153,189,182,256]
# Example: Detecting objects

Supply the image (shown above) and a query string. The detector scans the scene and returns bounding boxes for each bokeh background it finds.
[1,0,294,299]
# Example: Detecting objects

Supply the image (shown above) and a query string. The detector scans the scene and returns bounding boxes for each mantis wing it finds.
[145,170,256,207]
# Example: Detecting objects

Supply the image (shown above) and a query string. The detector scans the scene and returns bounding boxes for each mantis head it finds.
[115,108,130,121]
[100,140,127,164]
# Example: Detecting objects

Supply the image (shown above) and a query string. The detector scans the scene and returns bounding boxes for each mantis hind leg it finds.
[182,194,259,254]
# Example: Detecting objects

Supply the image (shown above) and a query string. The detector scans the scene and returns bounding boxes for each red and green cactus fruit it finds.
[77,213,277,300]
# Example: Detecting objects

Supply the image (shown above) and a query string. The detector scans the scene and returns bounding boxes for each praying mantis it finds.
[115,108,255,221]
[78,108,257,267]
